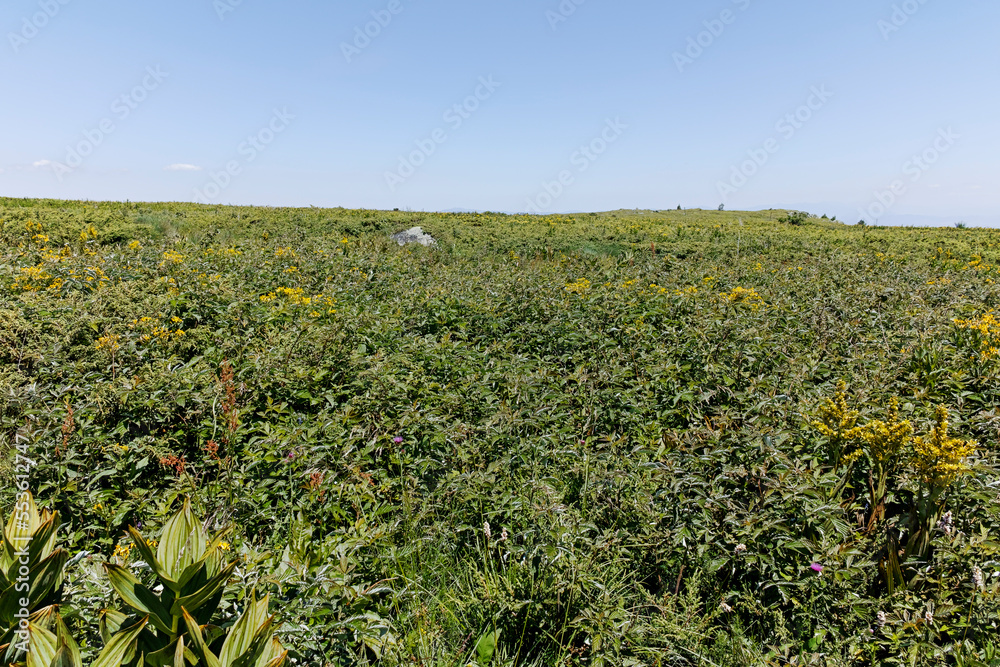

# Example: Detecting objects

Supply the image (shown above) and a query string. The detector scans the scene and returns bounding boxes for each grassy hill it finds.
[1,198,998,665]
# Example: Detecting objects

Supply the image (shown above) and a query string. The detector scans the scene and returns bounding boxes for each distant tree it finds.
[779,211,809,226]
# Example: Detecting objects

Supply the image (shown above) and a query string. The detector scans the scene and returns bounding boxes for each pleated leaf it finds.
[168,561,237,618]
[25,621,58,667]
[218,596,270,667]
[104,564,173,635]
[92,617,149,667]
[182,608,222,667]
[127,527,177,592]
[99,609,131,645]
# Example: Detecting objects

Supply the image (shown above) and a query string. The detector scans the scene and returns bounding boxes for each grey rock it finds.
[391,226,437,247]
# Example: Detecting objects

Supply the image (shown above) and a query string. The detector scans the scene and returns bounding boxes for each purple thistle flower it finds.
[810,563,824,573]
[393,436,404,444]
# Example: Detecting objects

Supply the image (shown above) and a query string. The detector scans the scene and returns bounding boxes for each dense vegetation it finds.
[0,197,998,666]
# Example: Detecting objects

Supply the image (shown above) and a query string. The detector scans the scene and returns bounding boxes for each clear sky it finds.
[1,0,997,224]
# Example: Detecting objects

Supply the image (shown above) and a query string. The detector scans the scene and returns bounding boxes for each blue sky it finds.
[1,0,997,224]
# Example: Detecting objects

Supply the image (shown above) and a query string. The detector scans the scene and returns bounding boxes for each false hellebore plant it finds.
[0,492,68,663]
[12,498,287,667]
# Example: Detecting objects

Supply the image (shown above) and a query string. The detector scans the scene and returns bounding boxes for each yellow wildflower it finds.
[912,406,977,489]
[161,250,186,266]
[854,397,913,466]
[812,381,864,444]
[96,334,121,353]
[112,543,133,564]
[723,287,764,310]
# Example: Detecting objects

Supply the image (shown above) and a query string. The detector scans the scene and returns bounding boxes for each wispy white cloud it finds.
[164,163,202,171]
[33,159,52,167]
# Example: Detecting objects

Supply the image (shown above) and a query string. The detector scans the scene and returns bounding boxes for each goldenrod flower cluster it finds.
[13,264,54,291]
[13,259,109,293]
[912,405,977,488]
[812,381,863,446]
[130,316,185,343]
[723,286,764,310]
[79,265,109,287]
[815,386,976,492]
[160,276,180,293]
[192,271,222,286]
[842,397,914,467]
[934,247,955,262]
[160,250,186,266]
[261,287,306,304]
[954,312,1000,359]
[259,287,337,314]
[953,312,1000,337]
[96,334,122,353]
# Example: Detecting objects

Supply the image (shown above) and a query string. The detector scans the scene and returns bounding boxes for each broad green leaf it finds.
[474,629,499,667]
[28,549,68,608]
[5,492,40,548]
[182,608,221,667]
[156,500,197,580]
[127,526,176,591]
[104,564,173,635]
[257,640,289,667]
[54,614,82,667]
[228,616,275,667]
[144,638,188,667]
[26,622,58,667]
[52,638,82,667]
[0,550,68,625]
[99,609,130,645]
[27,512,59,566]
[218,596,270,667]
[176,528,233,591]
[92,617,149,667]
[169,561,237,618]
[174,636,186,667]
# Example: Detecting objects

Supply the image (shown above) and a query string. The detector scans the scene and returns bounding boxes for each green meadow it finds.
[0,197,998,666]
